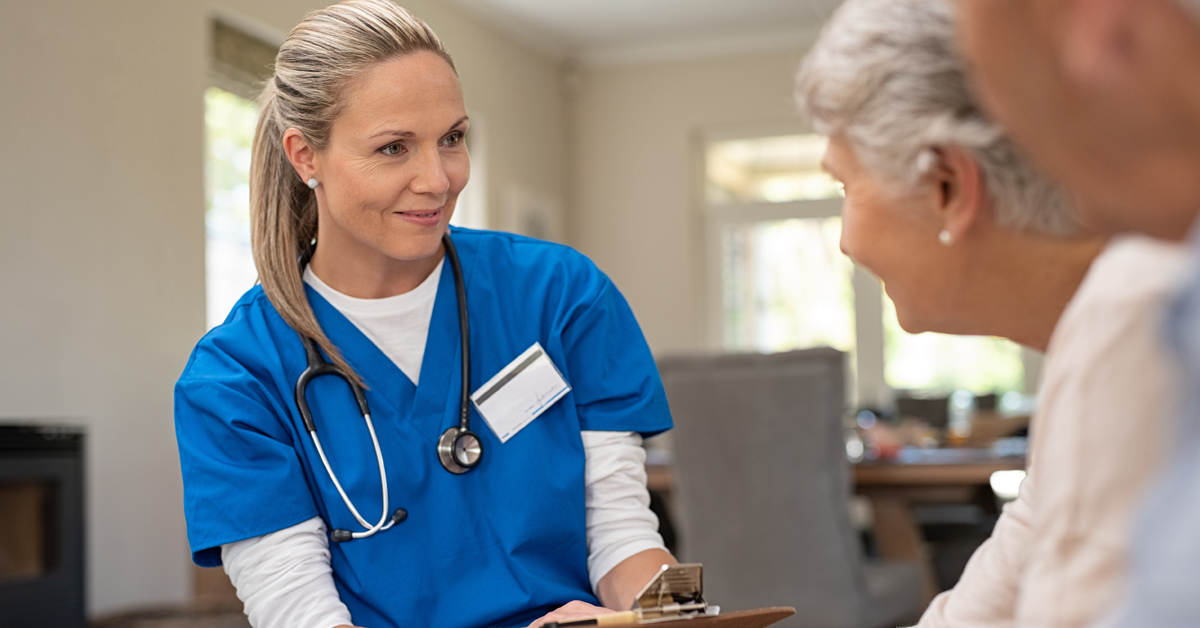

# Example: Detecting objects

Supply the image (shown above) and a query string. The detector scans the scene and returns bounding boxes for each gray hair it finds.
[795,0,1079,237]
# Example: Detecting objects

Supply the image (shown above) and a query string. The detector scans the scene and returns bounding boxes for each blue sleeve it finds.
[558,272,673,437]
[174,342,319,567]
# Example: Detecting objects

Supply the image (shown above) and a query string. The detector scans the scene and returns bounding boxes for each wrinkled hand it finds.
[526,600,615,628]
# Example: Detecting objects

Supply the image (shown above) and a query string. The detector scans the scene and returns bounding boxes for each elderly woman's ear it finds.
[927,145,988,245]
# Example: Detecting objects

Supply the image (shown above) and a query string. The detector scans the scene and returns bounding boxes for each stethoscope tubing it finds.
[310,417,395,538]
[444,232,472,434]
[294,231,476,541]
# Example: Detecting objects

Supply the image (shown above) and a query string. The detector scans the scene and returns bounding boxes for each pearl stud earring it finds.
[938,230,953,246]
[307,178,319,190]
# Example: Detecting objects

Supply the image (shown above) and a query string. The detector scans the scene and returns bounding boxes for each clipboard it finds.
[545,564,794,628]
[569,607,796,628]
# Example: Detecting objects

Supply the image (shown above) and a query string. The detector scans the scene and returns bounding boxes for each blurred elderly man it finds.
[955,1,1200,626]
[796,1,1187,625]
[956,0,1200,240]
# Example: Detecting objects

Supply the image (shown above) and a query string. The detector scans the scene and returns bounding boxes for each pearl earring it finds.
[938,230,953,246]
[307,178,319,190]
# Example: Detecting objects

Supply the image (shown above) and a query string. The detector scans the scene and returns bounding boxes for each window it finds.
[706,134,843,204]
[205,18,275,330]
[205,86,258,329]
[705,132,1027,407]
[722,217,854,354]
[883,299,1025,393]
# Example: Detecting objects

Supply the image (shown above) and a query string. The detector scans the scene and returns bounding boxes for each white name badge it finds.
[471,343,571,443]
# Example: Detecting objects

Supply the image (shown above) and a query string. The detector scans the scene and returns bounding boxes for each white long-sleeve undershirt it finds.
[221,265,666,628]
[223,432,663,628]
[222,517,353,628]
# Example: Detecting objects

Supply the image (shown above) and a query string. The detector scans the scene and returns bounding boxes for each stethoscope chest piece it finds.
[438,426,483,474]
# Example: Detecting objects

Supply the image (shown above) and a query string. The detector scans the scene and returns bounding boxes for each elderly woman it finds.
[795,0,1188,626]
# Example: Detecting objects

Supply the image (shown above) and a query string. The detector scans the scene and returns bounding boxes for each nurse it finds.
[173,2,675,627]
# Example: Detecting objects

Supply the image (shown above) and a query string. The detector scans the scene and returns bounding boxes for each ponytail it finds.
[250,82,359,384]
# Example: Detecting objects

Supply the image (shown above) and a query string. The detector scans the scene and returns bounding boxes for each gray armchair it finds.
[658,348,923,628]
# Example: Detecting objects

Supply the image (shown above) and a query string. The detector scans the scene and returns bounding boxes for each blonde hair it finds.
[250,0,455,382]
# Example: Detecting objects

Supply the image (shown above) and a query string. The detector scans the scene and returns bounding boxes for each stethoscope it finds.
[293,232,483,542]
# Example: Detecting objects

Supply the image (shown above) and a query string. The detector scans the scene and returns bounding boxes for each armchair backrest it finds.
[659,348,868,627]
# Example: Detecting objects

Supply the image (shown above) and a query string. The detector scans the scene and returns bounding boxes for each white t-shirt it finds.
[915,236,1188,628]
[303,262,442,385]
[222,263,668,628]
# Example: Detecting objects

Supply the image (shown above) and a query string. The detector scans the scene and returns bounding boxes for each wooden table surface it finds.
[853,450,1026,604]
[854,457,1024,486]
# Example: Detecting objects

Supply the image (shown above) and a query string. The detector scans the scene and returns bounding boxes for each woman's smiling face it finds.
[822,133,960,334]
[309,50,470,269]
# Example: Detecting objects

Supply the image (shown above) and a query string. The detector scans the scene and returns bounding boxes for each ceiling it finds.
[443,0,844,66]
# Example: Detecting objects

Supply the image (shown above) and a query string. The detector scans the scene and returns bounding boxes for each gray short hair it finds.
[795,0,1079,237]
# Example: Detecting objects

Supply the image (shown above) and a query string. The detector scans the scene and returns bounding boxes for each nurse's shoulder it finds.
[178,284,297,385]
[452,227,612,299]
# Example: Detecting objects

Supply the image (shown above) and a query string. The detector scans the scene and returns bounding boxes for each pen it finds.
[544,603,708,627]
[543,610,640,627]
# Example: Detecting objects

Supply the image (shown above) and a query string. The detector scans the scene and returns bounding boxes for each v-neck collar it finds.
[305,246,467,443]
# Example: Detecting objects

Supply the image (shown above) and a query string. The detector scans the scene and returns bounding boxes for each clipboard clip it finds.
[546,563,712,627]
[633,563,706,612]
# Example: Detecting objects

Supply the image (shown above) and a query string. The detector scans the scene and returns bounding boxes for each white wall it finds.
[569,49,813,354]
[0,0,567,616]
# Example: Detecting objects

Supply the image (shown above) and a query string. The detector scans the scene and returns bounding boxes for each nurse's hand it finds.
[526,600,615,628]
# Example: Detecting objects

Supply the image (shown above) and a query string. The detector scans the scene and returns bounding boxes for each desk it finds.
[854,449,1026,604]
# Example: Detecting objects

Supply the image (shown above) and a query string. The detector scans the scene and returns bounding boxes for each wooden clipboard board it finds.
[558,564,793,628]
[586,607,795,628]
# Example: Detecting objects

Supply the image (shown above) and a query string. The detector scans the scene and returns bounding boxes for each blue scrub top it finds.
[174,228,673,628]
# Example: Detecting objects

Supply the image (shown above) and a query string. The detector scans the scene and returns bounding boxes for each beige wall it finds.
[0,0,567,616]
[0,0,209,616]
[569,49,812,354]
